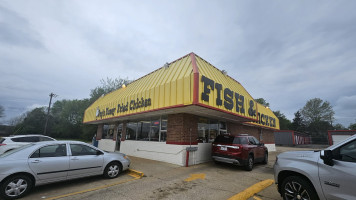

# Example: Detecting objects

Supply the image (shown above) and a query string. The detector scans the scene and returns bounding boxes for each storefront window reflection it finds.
[150,119,160,141]
[103,124,115,139]
[125,116,167,142]
[197,118,226,143]
[209,120,219,143]
[160,116,167,142]
[126,122,137,140]
[138,121,150,141]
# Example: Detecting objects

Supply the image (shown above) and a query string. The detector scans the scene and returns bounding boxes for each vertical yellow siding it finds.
[83,55,194,123]
[196,56,258,121]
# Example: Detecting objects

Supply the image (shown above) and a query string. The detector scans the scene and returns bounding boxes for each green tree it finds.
[307,121,332,144]
[290,111,306,132]
[300,98,335,125]
[299,98,335,144]
[51,99,95,140]
[13,107,47,135]
[273,110,291,130]
[90,77,132,103]
[0,105,4,118]
[333,123,346,130]
[349,121,356,130]
[10,77,131,141]
[255,98,270,107]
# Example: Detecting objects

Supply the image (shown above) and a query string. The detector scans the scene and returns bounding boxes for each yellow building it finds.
[84,53,279,166]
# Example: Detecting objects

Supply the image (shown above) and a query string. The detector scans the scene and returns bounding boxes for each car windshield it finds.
[214,135,249,144]
[214,135,234,143]
[233,137,248,144]
[0,143,35,158]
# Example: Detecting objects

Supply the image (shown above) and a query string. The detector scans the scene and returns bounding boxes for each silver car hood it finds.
[278,150,320,161]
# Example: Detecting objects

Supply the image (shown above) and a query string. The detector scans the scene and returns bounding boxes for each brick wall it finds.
[227,122,275,144]
[167,113,198,144]
[261,129,275,144]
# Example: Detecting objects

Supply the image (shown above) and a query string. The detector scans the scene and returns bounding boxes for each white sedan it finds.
[0,141,130,200]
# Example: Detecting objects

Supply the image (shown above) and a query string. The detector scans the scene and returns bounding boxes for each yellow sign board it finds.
[83,53,279,130]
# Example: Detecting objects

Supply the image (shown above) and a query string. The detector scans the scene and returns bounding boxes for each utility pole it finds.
[44,92,57,135]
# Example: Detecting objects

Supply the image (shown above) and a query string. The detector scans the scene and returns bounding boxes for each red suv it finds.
[212,134,268,171]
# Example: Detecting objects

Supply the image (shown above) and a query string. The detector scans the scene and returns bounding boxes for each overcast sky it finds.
[1,1,355,127]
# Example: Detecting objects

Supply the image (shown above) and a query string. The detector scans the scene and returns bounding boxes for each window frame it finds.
[30,144,67,158]
[70,143,100,156]
[333,139,356,163]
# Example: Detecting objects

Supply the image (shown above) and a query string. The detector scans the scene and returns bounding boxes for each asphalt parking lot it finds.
[21,146,322,200]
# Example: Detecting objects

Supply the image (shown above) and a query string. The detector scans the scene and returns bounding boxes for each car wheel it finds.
[245,155,254,171]
[0,175,33,200]
[281,176,319,200]
[262,152,268,164]
[103,162,121,179]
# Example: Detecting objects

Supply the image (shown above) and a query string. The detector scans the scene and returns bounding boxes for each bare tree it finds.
[300,98,335,125]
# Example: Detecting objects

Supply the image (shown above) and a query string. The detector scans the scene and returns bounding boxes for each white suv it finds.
[0,135,56,154]
[274,134,356,200]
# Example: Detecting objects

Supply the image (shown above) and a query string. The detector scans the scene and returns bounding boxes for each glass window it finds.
[219,121,227,135]
[338,140,356,163]
[70,144,97,156]
[126,122,137,140]
[219,121,227,130]
[160,116,167,142]
[160,131,167,142]
[125,116,168,142]
[39,136,54,141]
[198,118,209,143]
[161,118,167,131]
[248,137,256,145]
[138,121,150,141]
[11,138,21,142]
[209,120,219,143]
[233,137,248,144]
[103,124,115,139]
[252,137,260,145]
[214,135,234,144]
[13,136,39,142]
[150,119,160,141]
[30,144,67,158]
[197,118,227,143]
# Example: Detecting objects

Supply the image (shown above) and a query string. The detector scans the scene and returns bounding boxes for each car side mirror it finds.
[96,150,103,155]
[320,150,334,166]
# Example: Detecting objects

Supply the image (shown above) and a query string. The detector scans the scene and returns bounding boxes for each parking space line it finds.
[227,179,274,200]
[184,173,206,182]
[45,170,144,200]
[253,196,262,200]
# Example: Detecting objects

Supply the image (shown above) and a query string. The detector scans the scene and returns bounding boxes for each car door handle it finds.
[71,158,79,161]
[31,160,41,163]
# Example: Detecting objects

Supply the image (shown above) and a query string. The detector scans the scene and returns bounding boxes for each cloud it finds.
[0,0,356,127]
[0,6,43,48]
[334,95,356,126]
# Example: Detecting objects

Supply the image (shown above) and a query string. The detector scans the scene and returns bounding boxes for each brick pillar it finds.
[113,123,118,141]
[167,113,198,145]
[96,124,103,140]
[121,121,127,141]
